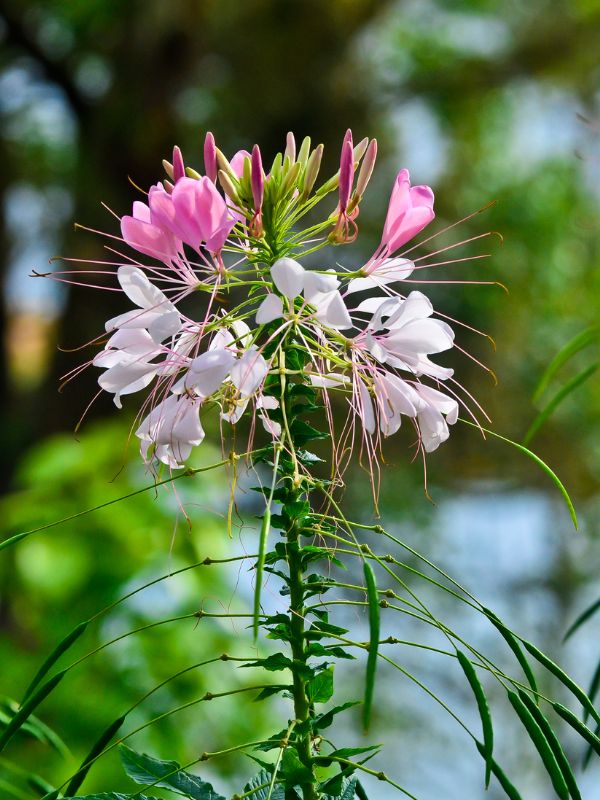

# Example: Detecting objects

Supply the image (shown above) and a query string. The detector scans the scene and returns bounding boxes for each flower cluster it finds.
[53,130,488,473]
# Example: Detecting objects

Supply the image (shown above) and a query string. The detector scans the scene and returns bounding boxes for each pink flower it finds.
[172,145,185,183]
[204,132,217,182]
[380,168,435,254]
[250,144,264,237]
[120,198,181,262]
[230,149,252,178]
[149,177,235,254]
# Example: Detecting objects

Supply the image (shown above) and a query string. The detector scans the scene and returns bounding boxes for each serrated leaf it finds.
[313,701,359,732]
[241,769,285,799]
[322,776,358,800]
[119,745,225,799]
[242,654,293,672]
[307,668,334,704]
[456,650,493,788]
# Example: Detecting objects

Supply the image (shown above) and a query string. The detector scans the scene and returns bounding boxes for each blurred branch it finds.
[0,1,88,121]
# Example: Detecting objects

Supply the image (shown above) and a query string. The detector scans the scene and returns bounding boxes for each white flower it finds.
[346,257,414,294]
[136,394,205,468]
[105,266,181,343]
[360,291,454,380]
[256,257,352,330]
[413,384,459,452]
[171,348,235,396]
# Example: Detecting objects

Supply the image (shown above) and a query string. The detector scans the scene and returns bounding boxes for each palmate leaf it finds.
[240,769,285,799]
[119,745,225,800]
[69,795,162,800]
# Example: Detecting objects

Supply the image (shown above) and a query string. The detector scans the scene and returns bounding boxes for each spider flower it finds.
[48,129,491,474]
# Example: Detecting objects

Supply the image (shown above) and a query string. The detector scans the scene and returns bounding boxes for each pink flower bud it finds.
[251,144,264,211]
[381,169,435,254]
[284,131,296,163]
[172,146,185,183]
[204,132,217,183]
[338,140,354,213]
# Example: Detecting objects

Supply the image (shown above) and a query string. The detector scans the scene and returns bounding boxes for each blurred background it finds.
[1,0,600,798]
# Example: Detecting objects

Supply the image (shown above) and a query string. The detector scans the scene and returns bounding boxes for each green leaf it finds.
[507,691,569,799]
[307,667,334,704]
[289,419,329,447]
[313,701,359,732]
[456,650,493,788]
[22,621,88,701]
[119,745,226,799]
[533,325,599,403]
[517,691,581,800]
[483,609,539,700]
[362,562,380,732]
[0,671,66,754]
[475,742,523,800]
[563,596,600,642]
[322,776,358,800]
[253,685,289,702]
[524,364,598,445]
[240,769,285,799]
[242,653,293,672]
[66,795,161,800]
[64,714,126,795]
[280,748,312,788]
[459,420,578,529]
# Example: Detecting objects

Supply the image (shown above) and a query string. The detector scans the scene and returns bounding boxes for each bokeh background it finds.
[1,1,600,798]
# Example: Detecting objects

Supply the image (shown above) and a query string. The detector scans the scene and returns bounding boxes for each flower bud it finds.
[163,179,174,194]
[270,152,283,180]
[218,169,241,204]
[281,161,301,195]
[297,136,311,166]
[338,140,354,213]
[162,159,174,180]
[353,136,369,162]
[251,145,264,211]
[348,138,377,214]
[185,167,202,180]
[284,131,296,163]
[302,144,323,196]
[216,148,239,183]
[204,132,218,183]
[172,146,185,183]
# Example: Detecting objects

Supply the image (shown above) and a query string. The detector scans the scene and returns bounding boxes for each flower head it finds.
[47,129,492,484]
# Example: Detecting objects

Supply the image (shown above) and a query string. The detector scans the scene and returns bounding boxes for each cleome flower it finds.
[45,130,493,475]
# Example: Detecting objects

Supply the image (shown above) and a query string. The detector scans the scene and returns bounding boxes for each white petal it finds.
[314,290,353,330]
[182,349,235,397]
[256,293,284,324]
[230,348,269,397]
[357,380,375,435]
[148,309,182,343]
[387,319,454,354]
[271,257,305,299]
[230,319,252,349]
[209,328,234,350]
[117,266,174,312]
[256,395,279,410]
[418,404,449,452]
[415,384,459,423]
[387,291,433,328]
[303,270,339,302]
[98,361,157,407]
[309,372,349,388]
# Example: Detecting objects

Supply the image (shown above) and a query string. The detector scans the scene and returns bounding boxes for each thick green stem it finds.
[286,508,317,799]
